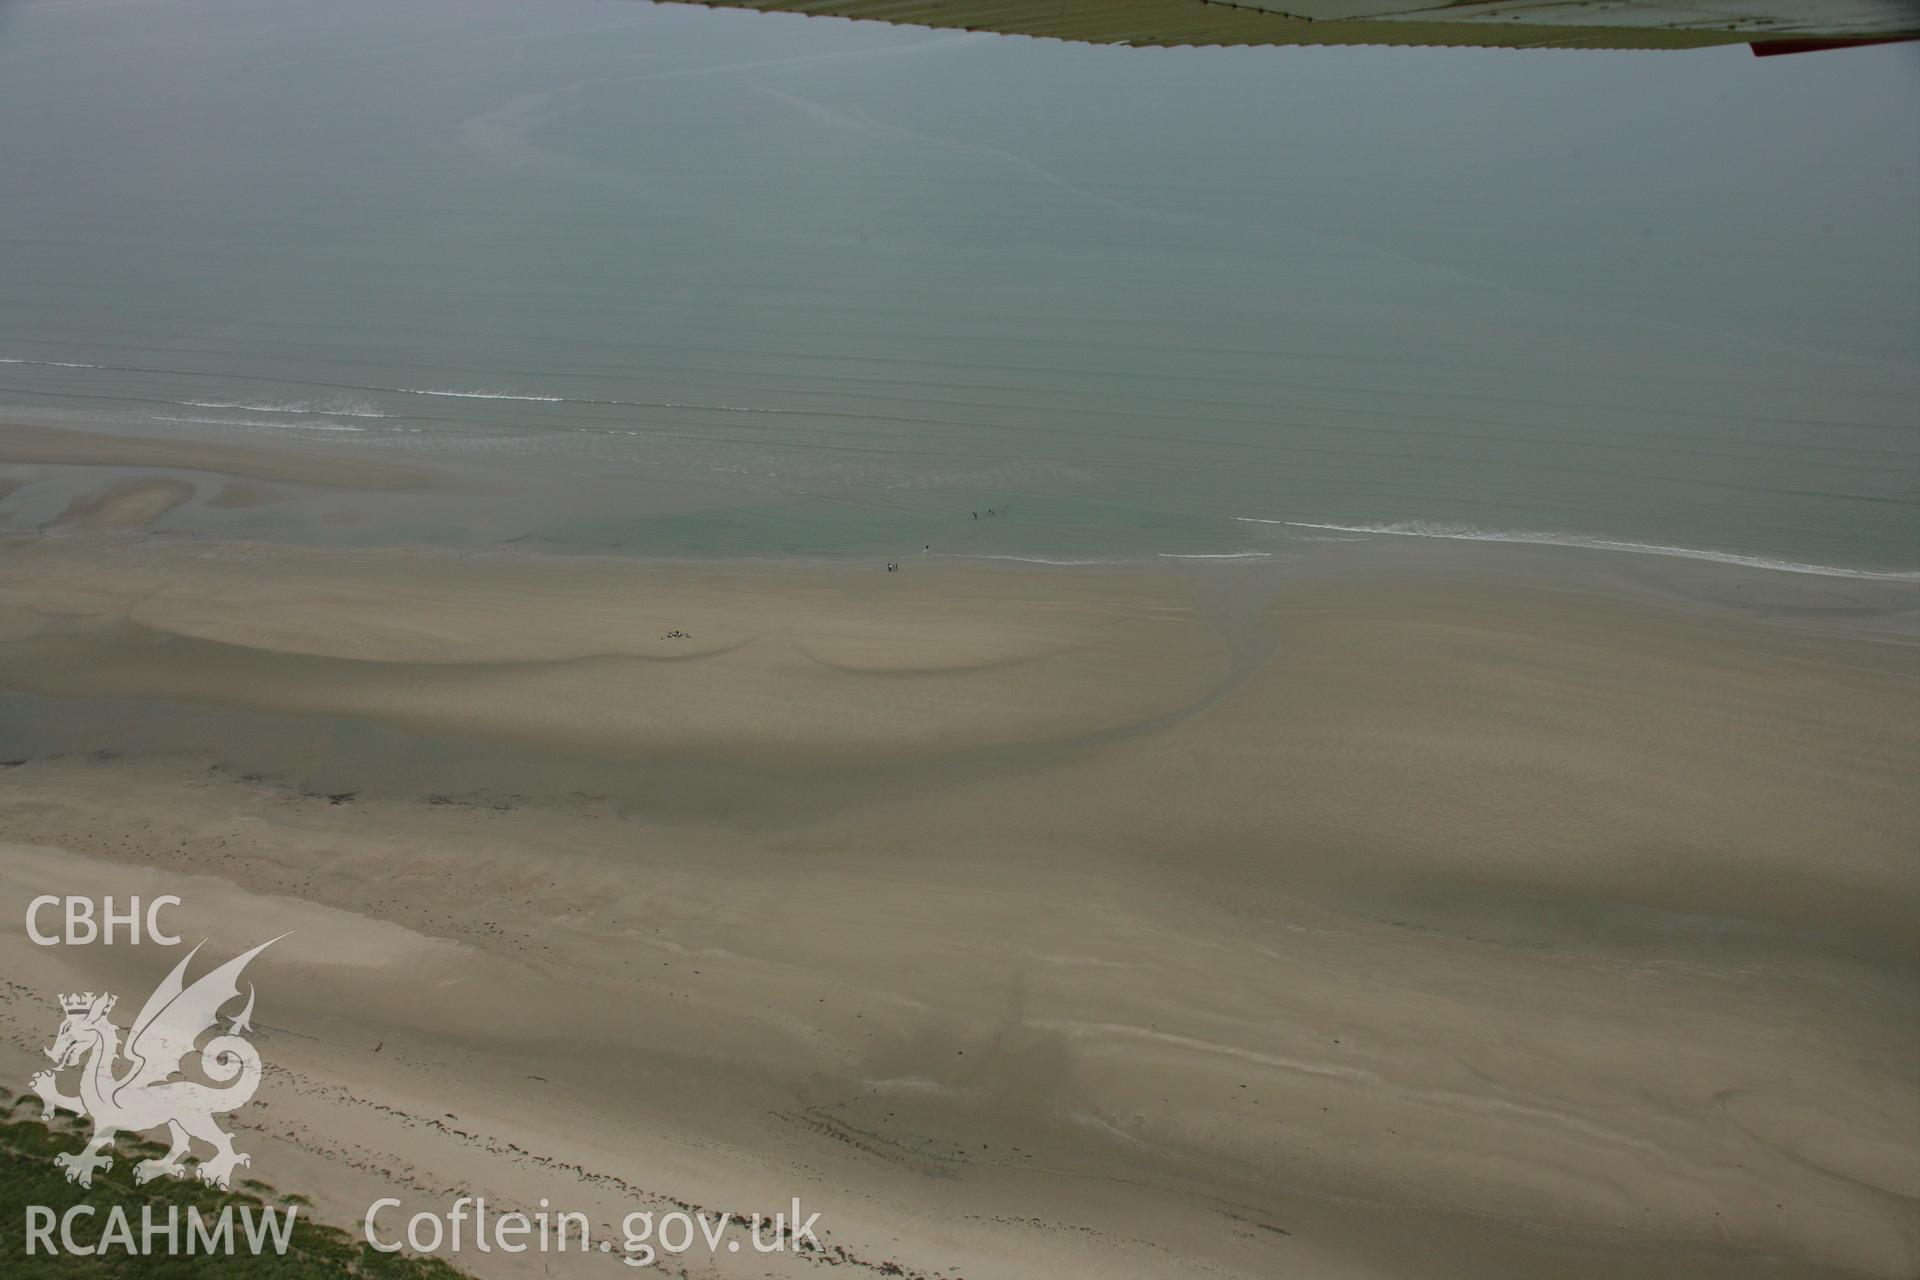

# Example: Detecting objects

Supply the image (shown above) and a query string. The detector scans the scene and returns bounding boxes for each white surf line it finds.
[398,388,568,403]
[150,414,367,432]
[1238,518,1920,582]
[179,400,389,418]
[953,553,1130,566]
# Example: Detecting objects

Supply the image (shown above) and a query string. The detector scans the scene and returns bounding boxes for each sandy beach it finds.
[1,437,1915,1278]
[5,5,1918,1274]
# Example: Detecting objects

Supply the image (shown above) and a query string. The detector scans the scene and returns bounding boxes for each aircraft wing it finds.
[663,0,1920,51]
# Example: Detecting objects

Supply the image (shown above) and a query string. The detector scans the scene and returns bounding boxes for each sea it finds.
[1,0,1915,576]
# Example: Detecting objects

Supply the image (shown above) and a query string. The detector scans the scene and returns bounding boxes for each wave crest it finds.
[1241,518,1919,581]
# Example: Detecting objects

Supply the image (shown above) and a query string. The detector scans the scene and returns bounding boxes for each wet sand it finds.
[0,449,1915,1278]
[0,421,431,490]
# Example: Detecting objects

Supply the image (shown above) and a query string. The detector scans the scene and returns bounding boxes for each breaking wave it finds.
[151,414,367,432]
[395,386,785,414]
[952,553,1131,566]
[4,355,839,418]
[1240,518,1920,581]
[397,387,569,403]
[178,399,387,418]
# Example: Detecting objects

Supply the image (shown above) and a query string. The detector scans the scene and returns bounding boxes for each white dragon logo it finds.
[27,937,281,1190]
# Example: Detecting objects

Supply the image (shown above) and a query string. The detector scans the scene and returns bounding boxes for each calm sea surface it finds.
[1,0,1916,572]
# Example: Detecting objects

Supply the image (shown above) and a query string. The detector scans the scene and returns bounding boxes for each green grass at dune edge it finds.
[1,1095,466,1278]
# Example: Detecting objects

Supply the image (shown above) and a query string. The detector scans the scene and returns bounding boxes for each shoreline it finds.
[4,419,1917,585]
[0,429,1915,1278]
[1247,517,1920,583]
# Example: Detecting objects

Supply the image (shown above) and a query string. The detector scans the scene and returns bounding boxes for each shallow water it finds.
[1,0,1916,571]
